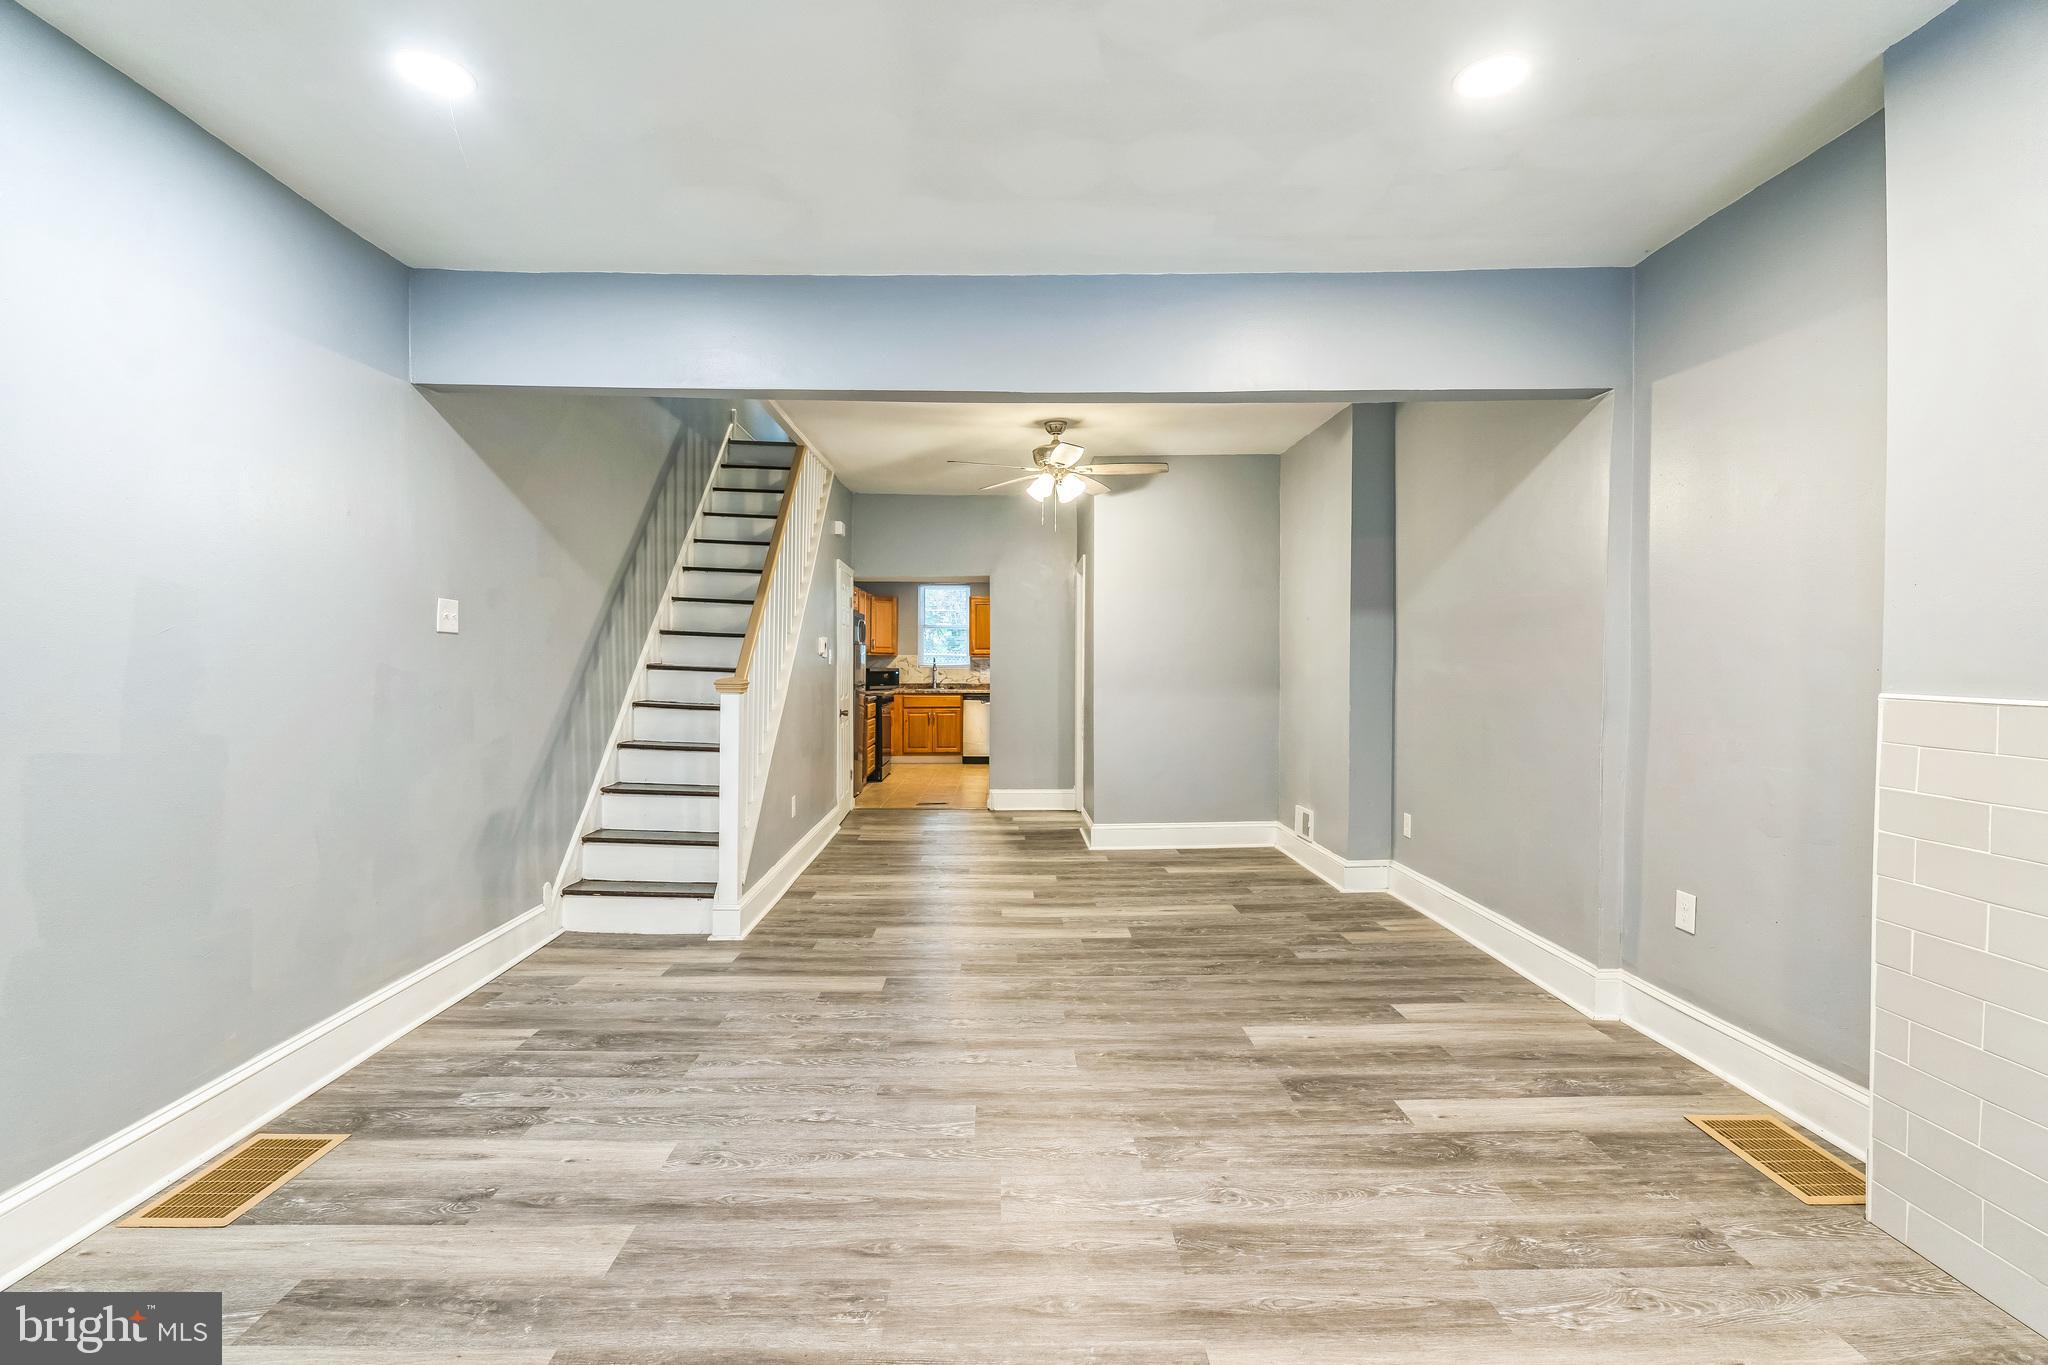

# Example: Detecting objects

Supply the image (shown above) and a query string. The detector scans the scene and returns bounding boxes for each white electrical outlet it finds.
[833,520,846,536]
[435,598,460,634]
[1294,805,1314,841]
[1675,890,1697,935]
[790,794,797,817]
[1402,812,1412,838]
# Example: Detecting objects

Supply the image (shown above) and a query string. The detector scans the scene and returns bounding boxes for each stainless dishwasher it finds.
[961,694,990,764]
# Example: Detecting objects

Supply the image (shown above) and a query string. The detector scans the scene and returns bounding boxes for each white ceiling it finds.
[27,0,1949,275]
[781,400,1345,494]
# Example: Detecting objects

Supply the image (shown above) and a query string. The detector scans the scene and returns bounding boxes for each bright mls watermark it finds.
[3,1293,220,1361]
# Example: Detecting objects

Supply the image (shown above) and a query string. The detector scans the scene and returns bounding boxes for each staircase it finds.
[558,435,807,932]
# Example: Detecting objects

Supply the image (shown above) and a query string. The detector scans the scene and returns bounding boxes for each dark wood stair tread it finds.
[703,511,778,520]
[673,595,755,605]
[583,827,718,846]
[563,878,715,899]
[727,439,798,450]
[683,566,765,575]
[633,700,718,711]
[618,740,717,752]
[603,781,718,796]
[711,485,788,494]
[660,628,746,638]
[695,537,771,547]
[647,662,729,673]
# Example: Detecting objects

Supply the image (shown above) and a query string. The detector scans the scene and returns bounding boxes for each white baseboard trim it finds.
[987,787,1078,811]
[1083,820,1278,850]
[1386,861,1869,1159]
[0,902,561,1288]
[1274,828,1391,892]
[1617,971,1870,1159]
[714,797,849,940]
[1080,819,1391,892]
[1389,863,1610,1017]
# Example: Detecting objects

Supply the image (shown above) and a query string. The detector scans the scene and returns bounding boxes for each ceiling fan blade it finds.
[947,458,1035,470]
[979,475,1039,490]
[1071,462,1169,476]
[1074,473,1112,496]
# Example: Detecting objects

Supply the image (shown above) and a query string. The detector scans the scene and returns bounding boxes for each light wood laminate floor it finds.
[28,811,2045,1362]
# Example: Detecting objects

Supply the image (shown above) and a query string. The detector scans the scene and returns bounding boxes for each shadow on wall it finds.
[439,394,785,912]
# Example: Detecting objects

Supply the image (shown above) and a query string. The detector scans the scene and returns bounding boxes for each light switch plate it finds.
[1675,890,1697,934]
[833,520,846,536]
[435,598,460,634]
[1402,812,1413,838]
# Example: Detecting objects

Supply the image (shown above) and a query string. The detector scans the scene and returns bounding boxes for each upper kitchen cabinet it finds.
[969,595,991,656]
[868,594,899,654]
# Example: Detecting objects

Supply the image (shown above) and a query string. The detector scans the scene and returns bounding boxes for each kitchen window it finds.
[918,584,972,667]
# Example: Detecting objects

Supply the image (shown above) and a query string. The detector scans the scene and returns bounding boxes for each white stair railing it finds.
[713,444,831,928]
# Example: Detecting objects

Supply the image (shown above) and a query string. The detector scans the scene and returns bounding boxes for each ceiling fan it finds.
[947,420,1169,504]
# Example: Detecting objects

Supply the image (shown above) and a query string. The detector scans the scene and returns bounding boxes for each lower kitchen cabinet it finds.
[896,694,963,755]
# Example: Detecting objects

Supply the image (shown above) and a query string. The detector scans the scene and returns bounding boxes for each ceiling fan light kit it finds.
[947,420,1171,528]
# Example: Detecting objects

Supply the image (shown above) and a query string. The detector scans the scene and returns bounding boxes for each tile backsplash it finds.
[1869,694,2048,1337]
[878,657,990,687]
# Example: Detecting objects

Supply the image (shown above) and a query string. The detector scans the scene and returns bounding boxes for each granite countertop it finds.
[862,685,991,698]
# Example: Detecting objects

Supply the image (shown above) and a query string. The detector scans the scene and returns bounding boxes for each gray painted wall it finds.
[747,480,855,880]
[1884,1,2048,700]
[410,268,1635,398]
[1348,406,1398,863]
[848,495,1073,793]
[1394,399,1613,959]
[1631,116,1887,1083]
[1091,456,1280,826]
[0,4,760,1191]
[1279,410,1355,850]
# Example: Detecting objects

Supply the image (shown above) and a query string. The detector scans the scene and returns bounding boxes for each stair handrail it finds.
[712,440,831,924]
[714,443,806,698]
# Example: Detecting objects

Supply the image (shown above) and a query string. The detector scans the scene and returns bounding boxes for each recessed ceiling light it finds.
[1452,52,1531,100]
[392,49,476,99]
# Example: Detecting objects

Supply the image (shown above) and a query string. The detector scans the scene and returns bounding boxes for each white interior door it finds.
[836,560,855,806]
[1074,553,1087,814]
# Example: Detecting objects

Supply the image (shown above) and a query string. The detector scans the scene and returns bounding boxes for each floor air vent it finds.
[1685,1114,1864,1205]
[120,1133,347,1227]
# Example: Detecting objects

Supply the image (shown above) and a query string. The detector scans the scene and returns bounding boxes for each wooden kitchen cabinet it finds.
[868,594,899,655]
[895,693,962,755]
[969,595,991,656]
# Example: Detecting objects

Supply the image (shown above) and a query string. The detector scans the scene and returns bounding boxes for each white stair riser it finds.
[720,465,791,493]
[632,707,718,744]
[581,840,719,882]
[617,746,719,786]
[560,893,714,935]
[656,634,743,668]
[645,670,719,705]
[670,600,751,634]
[680,568,763,598]
[688,541,770,572]
[600,790,718,830]
[699,515,773,543]
[706,490,783,518]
